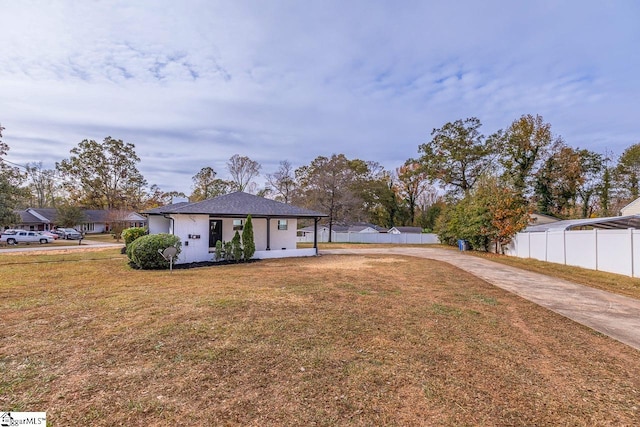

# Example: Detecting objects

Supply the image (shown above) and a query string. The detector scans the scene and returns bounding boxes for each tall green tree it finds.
[600,164,612,216]
[575,149,605,218]
[369,171,401,228]
[435,176,529,251]
[534,144,583,218]
[418,117,495,195]
[395,160,429,225]
[190,166,231,201]
[56,203,86,228]
[614,143,640,201]
[493,114,558,197]
[56,137,147,209]
[296,154,378,241]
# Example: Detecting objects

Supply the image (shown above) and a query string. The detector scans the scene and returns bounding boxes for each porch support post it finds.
[313,217,319,255]
[266,217,271,250]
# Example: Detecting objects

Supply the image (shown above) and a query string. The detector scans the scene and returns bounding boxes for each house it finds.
[528,212,560,226]
[387,226,422,234]
[297,222,384,243]
[13,207,146,233]
[143,191,327,264]
[620,197,640,216]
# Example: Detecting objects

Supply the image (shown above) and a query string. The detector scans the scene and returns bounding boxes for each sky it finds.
[1,0,639,193]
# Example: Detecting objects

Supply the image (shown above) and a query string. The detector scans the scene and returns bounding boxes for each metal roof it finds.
[143,192,327,218]
[524,214,640,232]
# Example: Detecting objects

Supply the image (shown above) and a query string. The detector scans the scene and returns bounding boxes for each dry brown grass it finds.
[301,242,640,300]
[466,250,640,300]
[1,250,639,426]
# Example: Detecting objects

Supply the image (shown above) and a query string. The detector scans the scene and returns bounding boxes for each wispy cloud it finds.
[1,0,639,192]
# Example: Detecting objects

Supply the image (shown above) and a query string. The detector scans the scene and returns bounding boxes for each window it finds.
[277,219,288,230]
[233,219,244,231]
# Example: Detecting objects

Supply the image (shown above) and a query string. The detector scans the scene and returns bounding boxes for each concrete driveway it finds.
[323,247,640,352]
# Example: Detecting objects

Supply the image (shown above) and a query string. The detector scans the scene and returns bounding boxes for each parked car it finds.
[0,230,54,245]
[38,231,59,240]
[50,229,65,238]
[55,228,83,240]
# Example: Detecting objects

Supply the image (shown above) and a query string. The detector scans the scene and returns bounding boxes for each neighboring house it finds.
[79,210,147,233]
[620,197,640,216]
[13,207,146,233]
[143,191,327,264]
[387,226,422,234]
[297,222,385,243]
[529,212,560,226]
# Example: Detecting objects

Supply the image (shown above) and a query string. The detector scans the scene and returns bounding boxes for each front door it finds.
[209,219,223,248]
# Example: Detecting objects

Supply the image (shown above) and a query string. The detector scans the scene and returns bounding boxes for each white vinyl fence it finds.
[298,232,439,244]
[509,229,640,277]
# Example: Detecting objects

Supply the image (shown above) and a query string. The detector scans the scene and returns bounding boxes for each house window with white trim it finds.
[233,219,244,230]
[277,219,288,230]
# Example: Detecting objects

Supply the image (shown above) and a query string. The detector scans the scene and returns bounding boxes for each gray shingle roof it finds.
[17,210,45,224]
[143,192,327,218]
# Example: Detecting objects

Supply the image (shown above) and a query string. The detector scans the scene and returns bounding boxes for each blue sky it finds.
[1,0,639,193]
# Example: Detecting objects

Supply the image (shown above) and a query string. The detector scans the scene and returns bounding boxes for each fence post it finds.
[594,229,598,271]
[631,228,635,278]
[563,230,567,265]
[545,231,548,262]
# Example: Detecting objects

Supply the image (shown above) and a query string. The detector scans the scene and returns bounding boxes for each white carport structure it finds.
[509,214,640,277]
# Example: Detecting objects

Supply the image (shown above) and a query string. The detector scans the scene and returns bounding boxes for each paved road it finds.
[0,239,123,254]
[323,247,640,352]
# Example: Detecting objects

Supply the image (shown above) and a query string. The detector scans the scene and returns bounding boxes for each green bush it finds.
[127,233,181,270]
[121,227,147,247]
[242,215,255,261]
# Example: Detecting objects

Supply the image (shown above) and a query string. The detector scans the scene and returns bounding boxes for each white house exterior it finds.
[144,192,326,264]
[620,197,640,216]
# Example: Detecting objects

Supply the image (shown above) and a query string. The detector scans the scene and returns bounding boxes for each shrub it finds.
[121,227,147,247]
[242,215,255,261]
[223,241,233,261]
[214,239,224,261]
[231,231,243,261]
[127,233,181,270]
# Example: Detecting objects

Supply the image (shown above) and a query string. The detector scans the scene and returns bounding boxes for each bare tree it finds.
[226,154,261,192]
[26,162,58,208]
[265,160,296,203]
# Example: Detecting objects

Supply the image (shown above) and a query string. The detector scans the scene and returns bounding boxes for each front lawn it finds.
[1,250,638,425]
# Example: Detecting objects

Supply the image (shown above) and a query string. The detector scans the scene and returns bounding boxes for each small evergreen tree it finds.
[56,204,86,228]
[214,239,224,261]
[223,241,233,261]
[242,214,255,261]
[231,230,243,261]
